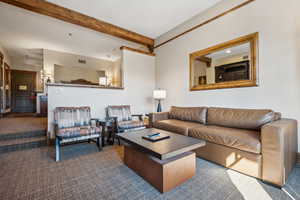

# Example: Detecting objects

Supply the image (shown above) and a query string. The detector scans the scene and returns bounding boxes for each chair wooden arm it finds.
[132,114,144,121]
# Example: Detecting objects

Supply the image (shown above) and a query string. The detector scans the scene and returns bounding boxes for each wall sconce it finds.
[42,70,52,83]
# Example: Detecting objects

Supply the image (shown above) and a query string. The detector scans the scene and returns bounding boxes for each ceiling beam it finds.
[120,46,155,57]
[0,0,154,47]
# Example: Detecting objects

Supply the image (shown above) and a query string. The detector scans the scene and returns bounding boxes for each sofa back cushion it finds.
[169,106,207,124]
[207,107,275,130]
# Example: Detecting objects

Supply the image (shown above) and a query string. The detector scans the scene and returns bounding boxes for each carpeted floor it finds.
[0,143,299,200]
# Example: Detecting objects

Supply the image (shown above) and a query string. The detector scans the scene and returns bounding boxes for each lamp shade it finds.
[153,89,166,100]
[99,77,107,86]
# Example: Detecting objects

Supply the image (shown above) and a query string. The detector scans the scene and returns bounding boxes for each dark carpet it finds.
[0,143,299,200]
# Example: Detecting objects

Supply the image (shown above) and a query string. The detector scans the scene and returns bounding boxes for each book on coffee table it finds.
[142,132,170,142]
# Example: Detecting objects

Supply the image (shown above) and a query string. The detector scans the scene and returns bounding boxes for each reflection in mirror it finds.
[44,49,123,88]
[190,33,258,91]
[193,43,250,86]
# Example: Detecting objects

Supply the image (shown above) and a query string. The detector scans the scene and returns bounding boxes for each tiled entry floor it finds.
[0,143,299,200]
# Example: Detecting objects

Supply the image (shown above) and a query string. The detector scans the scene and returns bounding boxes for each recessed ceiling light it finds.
[226,49,231,54]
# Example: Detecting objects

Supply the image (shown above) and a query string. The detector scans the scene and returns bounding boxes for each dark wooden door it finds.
[11,70,36,113]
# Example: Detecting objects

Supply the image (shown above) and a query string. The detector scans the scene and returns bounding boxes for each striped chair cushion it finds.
[57,126,101,139]
[107,105,132,122]
[118,120,145,130]
[54,107,91,129]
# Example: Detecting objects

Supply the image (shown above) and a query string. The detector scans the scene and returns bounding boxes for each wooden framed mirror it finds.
[190,32,258,91]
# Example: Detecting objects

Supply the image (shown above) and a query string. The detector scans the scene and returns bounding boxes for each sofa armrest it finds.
[261,118,298,186]
[148,112,169,127]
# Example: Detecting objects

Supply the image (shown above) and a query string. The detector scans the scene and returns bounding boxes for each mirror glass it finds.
[44,50,123,88]
[190,33,258,91]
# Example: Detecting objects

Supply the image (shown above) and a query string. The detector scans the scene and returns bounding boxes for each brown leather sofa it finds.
[149,106,298,187]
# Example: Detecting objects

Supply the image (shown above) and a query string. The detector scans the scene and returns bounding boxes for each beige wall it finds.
[155,0,300,151]
[192,60,207,86]
[47,49,155,137]
[54,64,103,84]
[0,44,12,113]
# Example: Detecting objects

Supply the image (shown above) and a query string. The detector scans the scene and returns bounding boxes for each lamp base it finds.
[157,100,162,112]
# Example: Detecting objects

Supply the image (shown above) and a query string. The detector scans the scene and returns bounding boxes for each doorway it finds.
[11,70,37,113]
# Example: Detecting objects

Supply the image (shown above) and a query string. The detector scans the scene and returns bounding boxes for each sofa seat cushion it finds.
[57,126,101,139]
[118,120,145,131]
[153,119,203,136]
[189,125,261,154]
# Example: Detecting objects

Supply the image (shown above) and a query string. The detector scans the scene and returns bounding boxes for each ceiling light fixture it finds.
[226,49,231,54]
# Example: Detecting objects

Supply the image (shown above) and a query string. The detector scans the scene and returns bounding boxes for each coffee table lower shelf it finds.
[124,145,196,193]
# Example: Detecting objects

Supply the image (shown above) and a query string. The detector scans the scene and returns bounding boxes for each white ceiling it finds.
[0,0,223,69]
[47,0,223,38]
[0,3,143,63]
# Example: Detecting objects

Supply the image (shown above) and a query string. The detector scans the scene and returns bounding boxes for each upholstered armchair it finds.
[106,105,145,144]
[54,106,101,161]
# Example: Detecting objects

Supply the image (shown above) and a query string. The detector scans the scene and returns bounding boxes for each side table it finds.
[92,118,115,147]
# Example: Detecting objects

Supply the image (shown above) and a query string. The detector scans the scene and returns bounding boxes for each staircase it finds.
[0,130,47,154]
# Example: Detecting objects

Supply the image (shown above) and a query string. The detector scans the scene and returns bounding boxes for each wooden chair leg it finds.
[55,138,60,162]
[112,133,115,145]
[118,136,121,145]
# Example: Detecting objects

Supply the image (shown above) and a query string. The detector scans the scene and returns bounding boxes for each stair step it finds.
[0,130,46,141]
[0,136,47,154]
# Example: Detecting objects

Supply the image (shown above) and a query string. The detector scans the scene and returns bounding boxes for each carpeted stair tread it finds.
[0,136,47,154]
[0,136,46,146]
[0,130,46,140]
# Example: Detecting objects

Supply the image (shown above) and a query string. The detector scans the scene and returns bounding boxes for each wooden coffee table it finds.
[117,128,205,193]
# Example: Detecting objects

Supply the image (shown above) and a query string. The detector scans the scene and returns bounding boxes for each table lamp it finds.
[153,89,166,112]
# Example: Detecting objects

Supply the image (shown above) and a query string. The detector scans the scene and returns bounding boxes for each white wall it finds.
[47,49,155,137]
[155,0,300,151]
